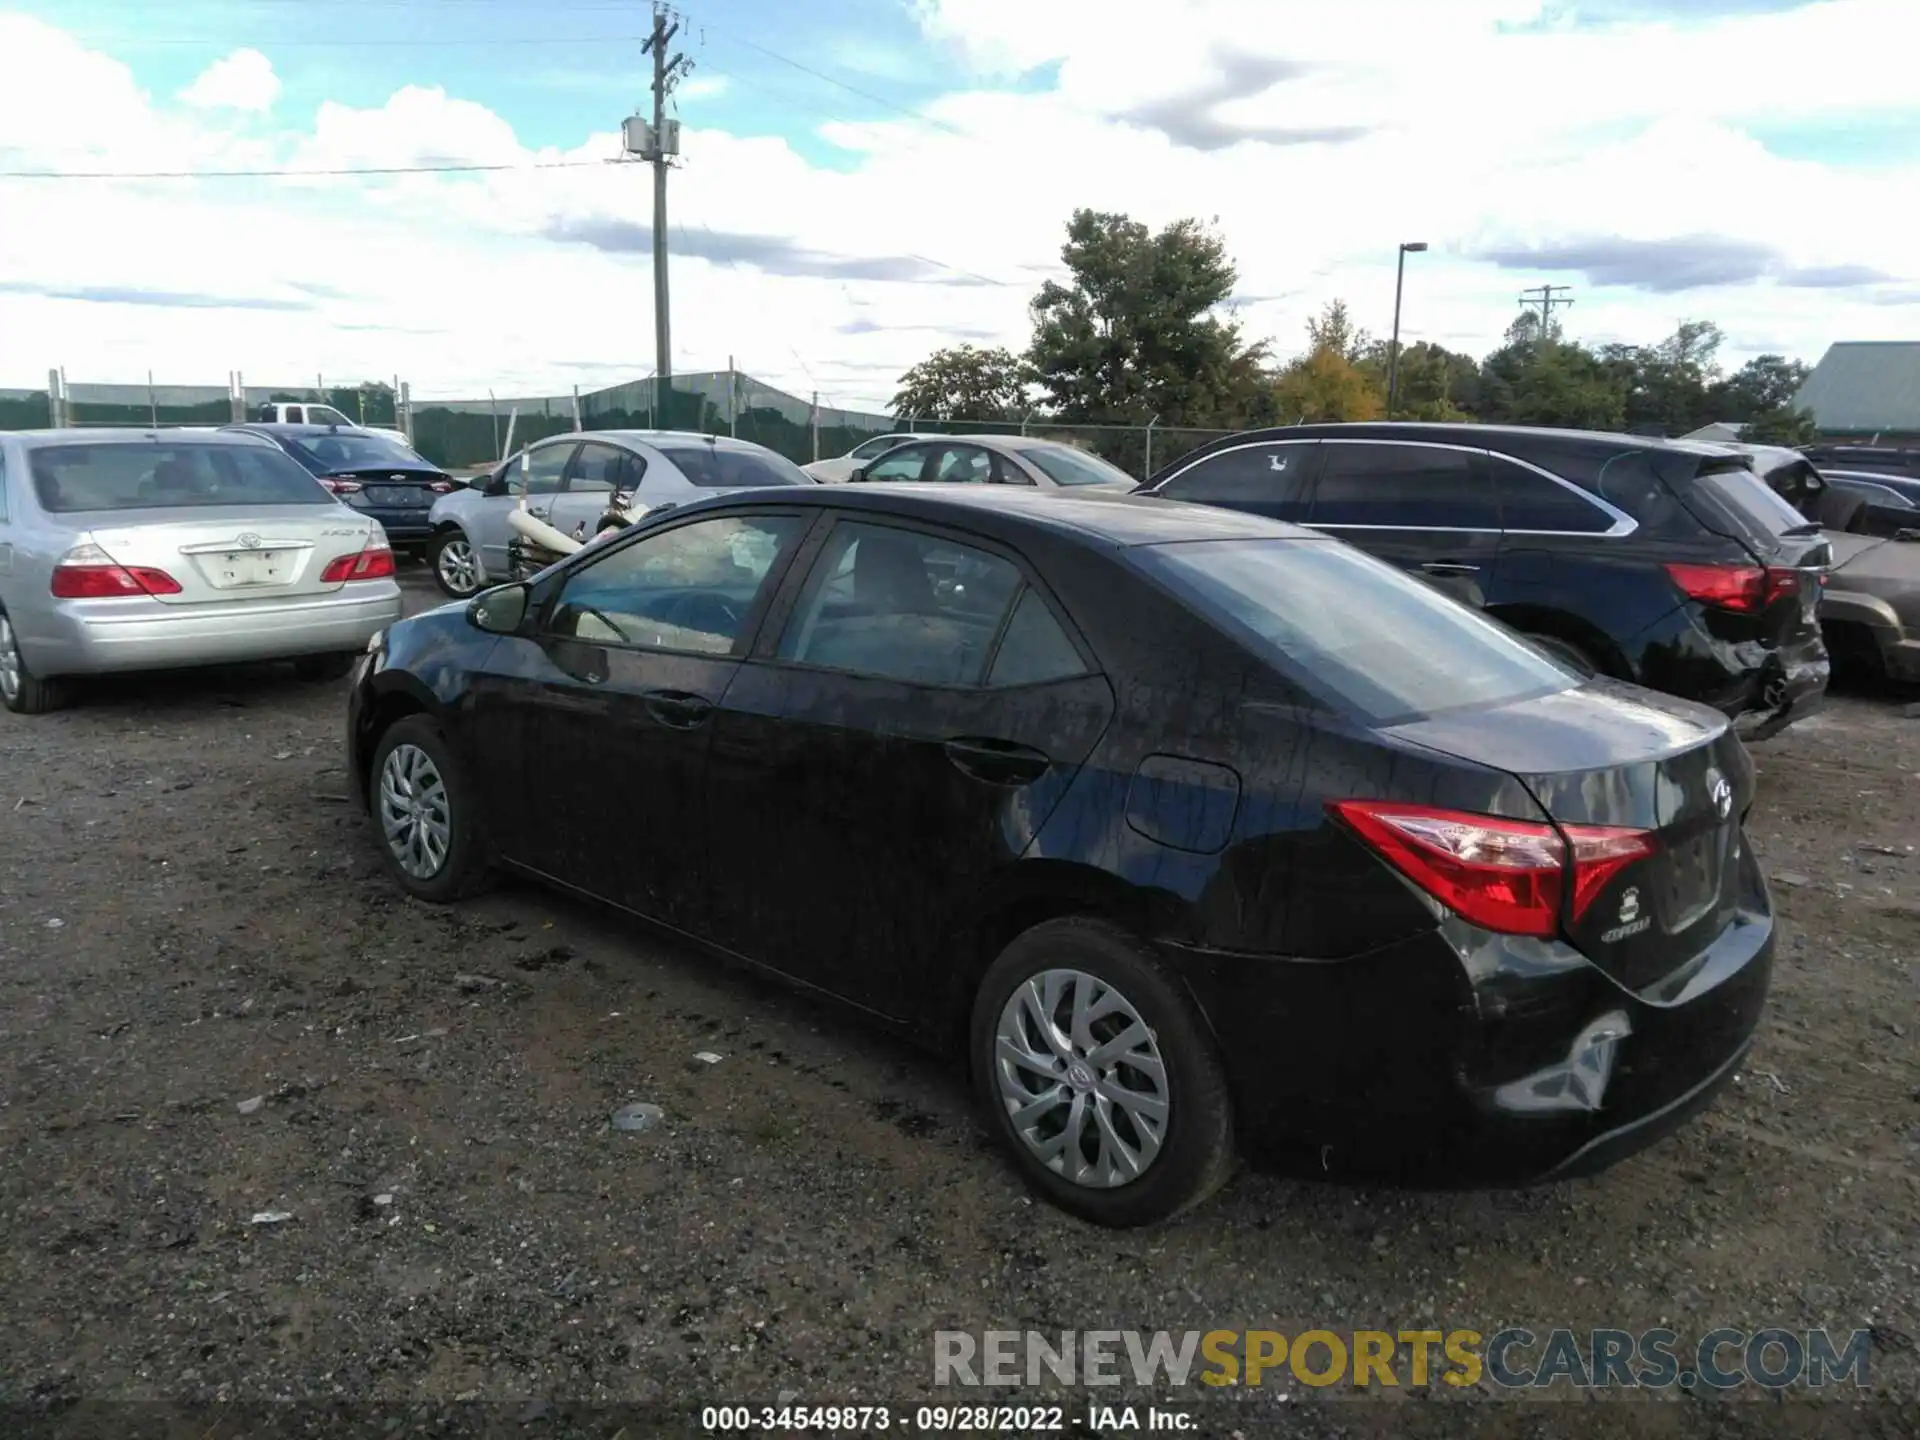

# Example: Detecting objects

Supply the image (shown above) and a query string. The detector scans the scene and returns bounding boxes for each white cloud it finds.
[677,74,731,102]
[179,48,281,113]
[0,4,1915,413]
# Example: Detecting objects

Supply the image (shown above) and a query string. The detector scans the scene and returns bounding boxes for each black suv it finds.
[1142,423,1832,738]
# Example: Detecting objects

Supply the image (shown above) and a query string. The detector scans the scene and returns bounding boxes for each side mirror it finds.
[848,466,867,483]
[467,583,531,635]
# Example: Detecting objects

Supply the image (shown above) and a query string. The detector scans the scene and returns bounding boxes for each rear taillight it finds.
[321,547,396,583]
[51,544,182,599]
[429,480,455,493]
[321,477,363,495]
[1664,562,1802,612]
[1329,800,1657,938]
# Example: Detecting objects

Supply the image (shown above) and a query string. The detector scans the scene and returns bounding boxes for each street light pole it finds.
[1386,241,1428,420]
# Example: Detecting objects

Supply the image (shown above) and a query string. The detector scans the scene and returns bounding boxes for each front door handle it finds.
[1420,561,1481,576]
[528,504,550,519]
[943,736,1051,786]
[643,689,713,730]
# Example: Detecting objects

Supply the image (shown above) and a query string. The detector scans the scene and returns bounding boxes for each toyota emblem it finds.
[1709,771,1732,820]
[236,532,263,550]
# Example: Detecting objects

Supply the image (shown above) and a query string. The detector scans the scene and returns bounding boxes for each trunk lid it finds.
[1382,681,1755,991]
[86,506,384,605]
[325,467,450,511]
[1677,460,1832,648]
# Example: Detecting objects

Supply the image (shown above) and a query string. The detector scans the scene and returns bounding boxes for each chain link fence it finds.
[6,368,1223,479]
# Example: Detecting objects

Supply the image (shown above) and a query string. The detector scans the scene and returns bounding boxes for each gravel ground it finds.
[1,565,1915,1439]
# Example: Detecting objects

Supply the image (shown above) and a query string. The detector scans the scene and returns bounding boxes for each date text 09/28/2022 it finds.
[700,1404,1194,1431]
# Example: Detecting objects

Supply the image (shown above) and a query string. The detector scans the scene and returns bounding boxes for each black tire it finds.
[1527,632,1599,676]
[970,916,1236,1227]
[0,610,72,715]
[292,652,357,682]
[430,528,484,599]
[366,714,493,902]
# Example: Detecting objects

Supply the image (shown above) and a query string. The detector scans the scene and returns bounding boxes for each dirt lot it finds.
[1,565,1916,1438]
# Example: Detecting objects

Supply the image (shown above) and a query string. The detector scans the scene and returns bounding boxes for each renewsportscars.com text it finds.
[933,1328,1873,1391]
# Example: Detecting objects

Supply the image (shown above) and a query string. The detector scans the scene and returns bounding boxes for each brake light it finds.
[321,547,396,583]
[1763,568,1800,604]
[429,480,455,493]
[321,477,362,495]
[51,544,182,598]
[1329,801,1657,937]
[1664,562,1804,612]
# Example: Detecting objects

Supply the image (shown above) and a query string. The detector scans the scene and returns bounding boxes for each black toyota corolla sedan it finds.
[225,423,456,554]
[347,484,1774,1227]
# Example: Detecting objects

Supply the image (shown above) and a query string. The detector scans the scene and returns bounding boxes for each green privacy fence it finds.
[406,371,898,470]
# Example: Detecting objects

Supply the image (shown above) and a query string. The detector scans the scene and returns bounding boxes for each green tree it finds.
[1478,312,1627,431]
[1598,319,1725,435]
[1712,354,1810,417]
[1272,301,1385,422]
[1359,338,1481,421]
[1027,209,1269,429]
[890,344,1028,422]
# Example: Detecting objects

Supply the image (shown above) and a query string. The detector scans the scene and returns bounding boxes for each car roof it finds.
[568,429,780,454]
[8,428,284,449]
[688,480,1308,547]
[1202,421,1740,459]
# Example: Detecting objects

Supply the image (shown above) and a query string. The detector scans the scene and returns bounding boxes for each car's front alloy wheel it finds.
[432,531,482,598]
[367,715,492,901]
[972,917,1236,1227]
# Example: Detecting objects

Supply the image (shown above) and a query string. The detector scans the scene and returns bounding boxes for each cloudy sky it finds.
[1,0,1915,413]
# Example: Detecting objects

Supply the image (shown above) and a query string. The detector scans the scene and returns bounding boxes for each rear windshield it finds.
[1696,463,1819,537]
[30,442,332,512]
[284,432,428,473]
[1131,538,1576,726]
[1018,444,1135,488]
[658,446,810,488]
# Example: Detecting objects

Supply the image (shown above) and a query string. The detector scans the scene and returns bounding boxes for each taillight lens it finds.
[429,480,455,493]
[1763,568,1801,605]
[51,544,182,598]
[1329,801,1657,937]
[321,477,363,495]
[321,547,396,583]
[1664,562,1802,612]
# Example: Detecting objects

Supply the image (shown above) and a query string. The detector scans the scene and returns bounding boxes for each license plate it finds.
[209,550,289,588]
[365,486,426,506]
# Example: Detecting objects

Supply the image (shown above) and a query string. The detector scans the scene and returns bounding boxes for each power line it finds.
[0,158,620,179]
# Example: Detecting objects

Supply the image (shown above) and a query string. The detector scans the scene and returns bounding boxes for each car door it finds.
[477,441,574,576]
[1149,439,1322,521]
[479,507,813,933]
[702,517,1116,1025]
[1305,441,1500,607]
[547,440,636,539]
[857,443,936,483]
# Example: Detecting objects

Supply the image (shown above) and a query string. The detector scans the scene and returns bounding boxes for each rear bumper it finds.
[351,507,435,544]
[1170,892,1773,1187]
[20,584,403,678]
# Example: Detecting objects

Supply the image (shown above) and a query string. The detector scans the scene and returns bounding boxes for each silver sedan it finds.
[0,429,403,714]
[846,434,1139,490]
[424,429,815,598]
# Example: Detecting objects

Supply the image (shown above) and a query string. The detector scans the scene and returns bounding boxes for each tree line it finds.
[891,209,1816,449]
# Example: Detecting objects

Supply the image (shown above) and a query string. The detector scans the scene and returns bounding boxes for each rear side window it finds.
[987,588,1087,687]
[1692,464,1817,539]
[1157,444,1313,517]
[29,443,332,512]
[1311,444,1497,529]
[1017,444,1135,488]
[1131,538,1575,726]
[659,445,809,488]
[1491,457,1615,534]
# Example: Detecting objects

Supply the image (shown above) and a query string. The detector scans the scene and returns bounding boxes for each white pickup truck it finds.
[254,401,411,447]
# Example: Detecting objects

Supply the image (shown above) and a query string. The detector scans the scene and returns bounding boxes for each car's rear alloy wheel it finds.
[972,917,1236,1227]
[432,531,482,598]
[368,715,492,901]
[0,612,70,715]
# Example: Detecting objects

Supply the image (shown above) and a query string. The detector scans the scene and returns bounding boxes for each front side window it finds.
[1311,444,1497,529]
[514,444,572,497]
[547,513,804,654]
[29,443,332,512]
[1491,457,1614,534]
[778,521,1023,685]
[1131,537,1575,726]
[861,445,931,483]
[1156,443,1314,515]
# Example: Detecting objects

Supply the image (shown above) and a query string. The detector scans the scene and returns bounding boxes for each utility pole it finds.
[1518,284,1574,344]
[633,7,691,392]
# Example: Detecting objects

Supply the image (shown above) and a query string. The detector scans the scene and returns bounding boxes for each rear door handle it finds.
[1420,561,1481,576]
[943,736,1052,786]
[642,689,713,730]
